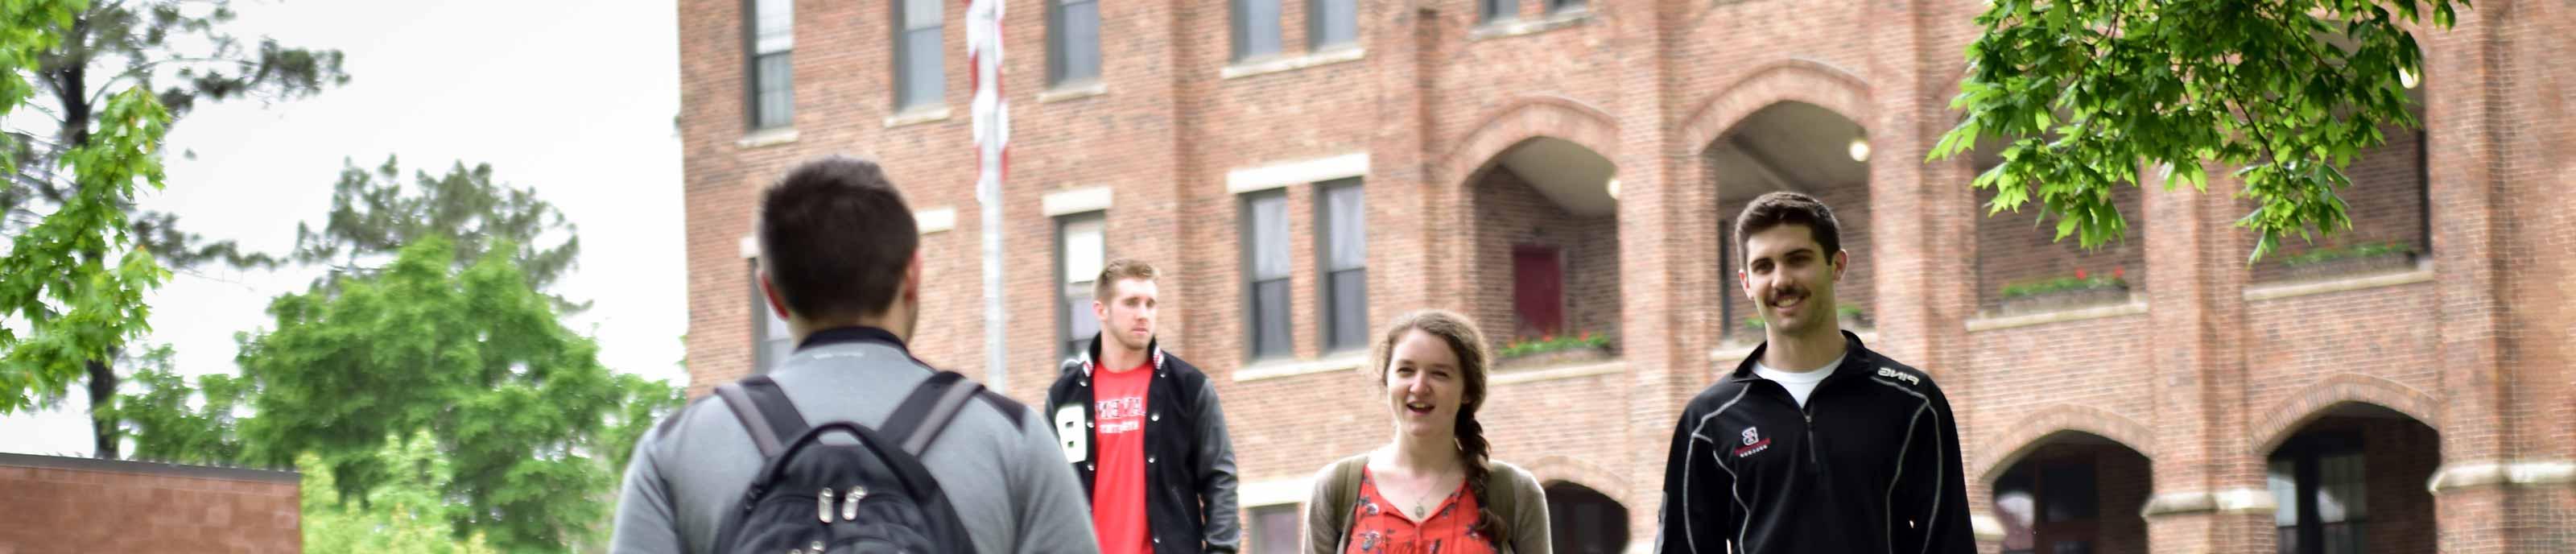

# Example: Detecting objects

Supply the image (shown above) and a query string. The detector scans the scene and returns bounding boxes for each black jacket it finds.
[1046,335,1241,554]
[1654,331,1975,554]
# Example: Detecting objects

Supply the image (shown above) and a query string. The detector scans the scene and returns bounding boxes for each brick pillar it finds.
[2416,7,2520,554]
[2139,166,2272,553]
[2418,5,2576,551]
[1872,0,1992,543]
[1608,0,1695,546]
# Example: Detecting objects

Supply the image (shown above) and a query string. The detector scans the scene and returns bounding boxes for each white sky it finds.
[0,0,687,457]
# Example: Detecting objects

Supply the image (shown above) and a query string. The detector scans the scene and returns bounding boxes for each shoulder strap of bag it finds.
[714,375,807,459]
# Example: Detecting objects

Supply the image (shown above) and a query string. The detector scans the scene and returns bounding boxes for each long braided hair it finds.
[1372,309,1501,543]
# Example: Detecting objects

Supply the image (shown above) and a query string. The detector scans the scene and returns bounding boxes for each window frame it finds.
[894,0,947,110]
[1242,190,1293,361]
[1231,0,1284,61]
[1315,179,1367,353]
[1480,0,1518,23]
[1058,213,1108,358]
[744,0,794,130]
[749,258,794,374]
[1305,0,1357,52]
[2269,432,2368,554]
[1245,502,1302,554]
[1047,0,1102,86]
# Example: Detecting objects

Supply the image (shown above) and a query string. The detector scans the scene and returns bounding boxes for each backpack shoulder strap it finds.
[714,375,807,459]
[882,371,980,456]
[1327,453,1370,552]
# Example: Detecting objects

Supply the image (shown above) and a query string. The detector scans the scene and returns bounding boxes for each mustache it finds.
[1765,287,1809,303]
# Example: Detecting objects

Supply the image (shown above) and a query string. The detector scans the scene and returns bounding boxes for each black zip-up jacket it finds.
[1654,331,1975,554]
[1046,335,1241,554]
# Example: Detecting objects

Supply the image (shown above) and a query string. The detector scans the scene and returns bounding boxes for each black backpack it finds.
[709,371,984,554]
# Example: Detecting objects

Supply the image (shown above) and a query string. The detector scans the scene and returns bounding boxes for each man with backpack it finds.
[1046,259,1241,554]
[612,156,1099,553]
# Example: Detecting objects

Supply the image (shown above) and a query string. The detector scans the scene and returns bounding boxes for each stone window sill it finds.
[1468,9,1595,41]
[1038,82,1107,103]
[1221,47,1366,81]
[883,106,952,128]
[1232,352,1368,382]
[737,127,799,149]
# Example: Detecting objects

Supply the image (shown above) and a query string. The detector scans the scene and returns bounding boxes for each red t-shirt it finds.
[1344,467,1496,554]
[1091,358,1155,554]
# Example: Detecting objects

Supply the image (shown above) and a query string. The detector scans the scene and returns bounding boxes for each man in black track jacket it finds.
[1655,192,1975,554]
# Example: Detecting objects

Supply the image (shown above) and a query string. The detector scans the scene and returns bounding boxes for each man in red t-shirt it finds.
[1048,259,1241,554]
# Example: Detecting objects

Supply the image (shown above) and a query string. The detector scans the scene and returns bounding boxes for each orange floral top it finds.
[1343,467,1497,554]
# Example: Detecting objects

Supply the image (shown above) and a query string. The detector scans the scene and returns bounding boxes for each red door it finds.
[1513,245,1564,338]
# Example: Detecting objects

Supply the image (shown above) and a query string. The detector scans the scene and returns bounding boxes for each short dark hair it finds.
[758,156,919,320]
[1734,191,1843,261]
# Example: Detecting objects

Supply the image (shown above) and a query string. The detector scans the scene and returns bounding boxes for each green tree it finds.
[298,437,502,554]
[0,0,176,459]
[291,156,584,312]
[1930,0,2465,262]
[104,344,247,465]
[0,0,347,459]
[223,238,660,552]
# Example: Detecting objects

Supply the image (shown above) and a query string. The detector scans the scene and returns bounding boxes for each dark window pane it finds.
[902,29,943,108]
[1237,0,1281,59]
[754,0,793,50]
[1312,0,1357,48]
[1328,268,1368,350]
[754,264,794,373]
[2318,452,2365,523]
[1324,183,1365,270]
[1059,0,1100,83]
[1065,289,1099,357]
[1254,279,1290,358]
[1250,195,1290,279]
[2039,463,2097,522]
[1253,506,1300,554]
[1482,0,1516,21]
[1550,0,1584,12]
[754,52,793,128]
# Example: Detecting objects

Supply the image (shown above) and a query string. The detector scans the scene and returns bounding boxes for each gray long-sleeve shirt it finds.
[609,339,1100,554]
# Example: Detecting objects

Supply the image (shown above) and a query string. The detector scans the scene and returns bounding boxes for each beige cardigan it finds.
[1301,453,1553,554]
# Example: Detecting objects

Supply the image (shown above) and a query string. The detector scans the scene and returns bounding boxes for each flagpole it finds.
[967,0,1009,390]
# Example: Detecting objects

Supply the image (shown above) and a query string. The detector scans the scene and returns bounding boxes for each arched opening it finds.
[1467,137,1622,369]
[1704,101,1872,343]
[1992,431,2154,554]
[1543,481,1629,554]
[2264,402,2439,554]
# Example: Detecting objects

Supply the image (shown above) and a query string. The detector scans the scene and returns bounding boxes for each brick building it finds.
[0,453,300,552]
[677,1,2576,552]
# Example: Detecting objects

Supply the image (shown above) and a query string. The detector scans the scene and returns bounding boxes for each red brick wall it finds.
[675,1,2574,551]
[0,455,298,553]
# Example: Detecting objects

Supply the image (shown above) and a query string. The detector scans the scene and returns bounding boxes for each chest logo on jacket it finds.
[1735,427,1771,458]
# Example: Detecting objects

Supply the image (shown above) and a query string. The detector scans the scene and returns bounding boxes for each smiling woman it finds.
[1302,309,1555,554]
